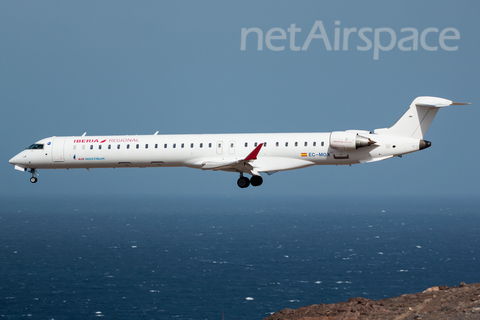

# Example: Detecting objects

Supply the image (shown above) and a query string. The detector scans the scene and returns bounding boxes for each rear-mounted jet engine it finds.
[329,131,376,151]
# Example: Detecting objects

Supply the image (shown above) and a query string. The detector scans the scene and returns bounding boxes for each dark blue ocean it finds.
[1,195,479,319]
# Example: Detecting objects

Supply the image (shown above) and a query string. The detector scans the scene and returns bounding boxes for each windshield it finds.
[26,144,44,150]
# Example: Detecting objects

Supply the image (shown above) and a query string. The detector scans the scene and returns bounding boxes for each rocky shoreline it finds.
[264,282,480,320]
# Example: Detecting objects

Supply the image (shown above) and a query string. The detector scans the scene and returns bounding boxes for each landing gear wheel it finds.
[237,176,250,188]
[29,168,38,183]
[250,175,263,187]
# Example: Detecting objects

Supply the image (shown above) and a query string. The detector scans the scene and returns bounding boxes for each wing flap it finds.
[202,159,259,175]
[202,160,239,170]
[202,143,264,175]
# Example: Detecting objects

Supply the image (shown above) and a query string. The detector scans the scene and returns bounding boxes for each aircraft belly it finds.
[253,157,315,172]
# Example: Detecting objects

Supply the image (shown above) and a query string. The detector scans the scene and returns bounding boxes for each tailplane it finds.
[374,96,470,139]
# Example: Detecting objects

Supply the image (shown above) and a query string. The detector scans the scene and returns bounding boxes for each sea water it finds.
[1,195,479,319]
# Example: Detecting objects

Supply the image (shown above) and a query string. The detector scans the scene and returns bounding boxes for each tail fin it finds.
[374,96,470,139]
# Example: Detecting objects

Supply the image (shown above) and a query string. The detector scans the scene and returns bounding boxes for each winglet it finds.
[244,143,263,161]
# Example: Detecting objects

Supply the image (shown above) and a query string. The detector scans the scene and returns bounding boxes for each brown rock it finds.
[422,286,440,293]
[264,283,480,320]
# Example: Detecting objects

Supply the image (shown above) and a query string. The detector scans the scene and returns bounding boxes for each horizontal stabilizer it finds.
[416,101,471,108]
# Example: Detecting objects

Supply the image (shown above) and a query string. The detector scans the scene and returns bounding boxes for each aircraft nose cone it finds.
[9,152,26,165]
[9,156,18,165]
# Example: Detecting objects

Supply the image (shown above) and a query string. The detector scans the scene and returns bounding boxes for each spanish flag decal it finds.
[301,153,307,157]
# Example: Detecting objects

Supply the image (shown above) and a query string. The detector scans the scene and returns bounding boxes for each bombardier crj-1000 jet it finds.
[9,97,470,188]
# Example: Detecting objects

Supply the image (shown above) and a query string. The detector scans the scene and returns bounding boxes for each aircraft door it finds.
[216,141,223,155]
[229,141,235,154]
[52,137,66,162]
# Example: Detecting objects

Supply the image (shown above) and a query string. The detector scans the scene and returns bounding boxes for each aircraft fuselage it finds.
[9,96,468,188]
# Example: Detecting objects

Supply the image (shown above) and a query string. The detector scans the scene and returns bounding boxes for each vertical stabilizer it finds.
[374,97,469,139]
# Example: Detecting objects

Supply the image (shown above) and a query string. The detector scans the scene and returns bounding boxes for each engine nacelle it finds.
[329,131,376,151]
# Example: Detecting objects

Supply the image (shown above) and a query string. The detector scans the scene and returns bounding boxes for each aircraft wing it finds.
[202,143,263,175]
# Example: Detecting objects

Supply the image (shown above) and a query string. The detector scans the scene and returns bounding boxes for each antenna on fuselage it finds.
[82,132,86,136]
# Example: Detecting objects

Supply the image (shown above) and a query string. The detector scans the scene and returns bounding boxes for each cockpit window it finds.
[26,144,44,150]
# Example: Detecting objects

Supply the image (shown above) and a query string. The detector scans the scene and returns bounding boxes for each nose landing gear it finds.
[29,169,38,183]
[237,173,263,188]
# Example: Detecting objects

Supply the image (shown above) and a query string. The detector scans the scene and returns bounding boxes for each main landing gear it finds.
[237,173,263,188]
[29,169,38,183]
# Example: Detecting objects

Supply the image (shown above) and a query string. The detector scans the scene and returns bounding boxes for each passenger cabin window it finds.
[245,142,248,147]
[99,145,102,150]
[254,142,258,147]
[155,144,158,149]
[136,144,139,149]
[181,143,184,148]
[26,144,44,150]
[200,143,203,148]
[145,144,149,149]
[208,143,212,148]
[90,145,93,150]
[117,144,120,149]
[264,142,267,147]
[313,142,316,147]
[191,143,194,148]
[276,142,279,147]
[173,143,176,148]
[304,142,307,147]
[164,143,167,148]
[295,142,298,147]
[108,145,111,149]
[321,142,324,146]
[127,144,130,149]
[285,142,288,147]
[230,143,233,148]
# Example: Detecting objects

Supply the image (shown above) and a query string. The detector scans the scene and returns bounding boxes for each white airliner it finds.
[9,97,469,188]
